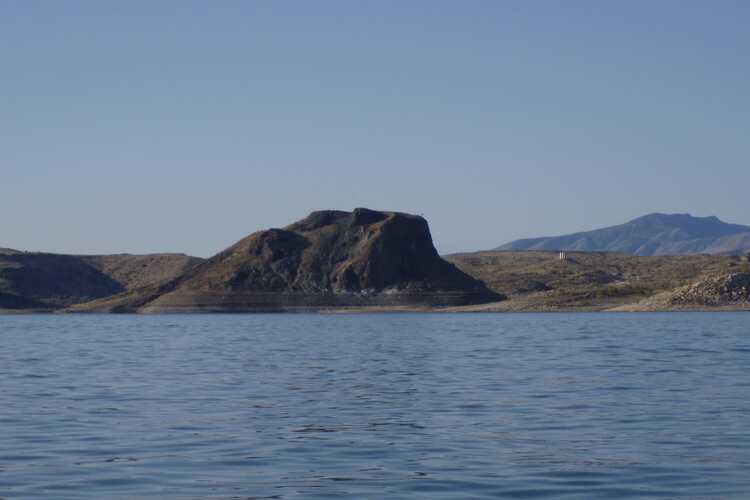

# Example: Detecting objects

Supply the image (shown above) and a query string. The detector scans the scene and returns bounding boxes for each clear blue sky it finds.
[2,1,748,257]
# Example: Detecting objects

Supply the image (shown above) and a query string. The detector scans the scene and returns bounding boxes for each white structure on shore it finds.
[558,251,567,261]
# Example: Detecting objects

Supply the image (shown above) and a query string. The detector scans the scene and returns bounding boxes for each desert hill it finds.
[497,213,750,256]
[0,251,201,311]
[446,250,750,311]
[71,208,502,313]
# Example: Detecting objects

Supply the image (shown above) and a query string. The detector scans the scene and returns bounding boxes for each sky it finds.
[2,1,749,257]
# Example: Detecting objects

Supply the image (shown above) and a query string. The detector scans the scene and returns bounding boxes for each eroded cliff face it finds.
[72,209,502,313]
[215,208,477,293]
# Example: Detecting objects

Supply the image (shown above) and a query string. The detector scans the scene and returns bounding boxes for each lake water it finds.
[1,313,749,499]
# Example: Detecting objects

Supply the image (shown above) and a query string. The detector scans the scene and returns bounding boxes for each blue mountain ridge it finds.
[496,213,750,256]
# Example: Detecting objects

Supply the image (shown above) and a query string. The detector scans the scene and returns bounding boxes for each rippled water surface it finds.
[1,313,749,499]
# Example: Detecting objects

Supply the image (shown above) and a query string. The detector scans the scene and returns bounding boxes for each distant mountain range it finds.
[496,213,750,256]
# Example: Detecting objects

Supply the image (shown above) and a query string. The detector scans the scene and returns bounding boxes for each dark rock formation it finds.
[73,209,502,313]
[497,213,750,256]
[0,252,124,309]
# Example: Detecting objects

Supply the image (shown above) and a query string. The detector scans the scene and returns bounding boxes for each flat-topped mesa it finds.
[75,208,502,313]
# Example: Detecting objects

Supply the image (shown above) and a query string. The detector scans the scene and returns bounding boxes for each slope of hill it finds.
[446,250,750,311]
[80,254,203,290]
[71,208,502,313]
[0,252,201,311]
[497,213,750,256]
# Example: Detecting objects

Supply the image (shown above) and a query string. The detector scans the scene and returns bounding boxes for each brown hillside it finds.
[80,253,202,290]
[0,252,202,311]
[446,250,748,311]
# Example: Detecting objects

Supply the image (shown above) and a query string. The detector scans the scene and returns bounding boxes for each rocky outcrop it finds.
[72,209,502,313]
[609,273,750,311]
[668,273,750,306]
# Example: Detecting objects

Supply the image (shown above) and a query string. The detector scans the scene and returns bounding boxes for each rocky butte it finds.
[69,208,502,313]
